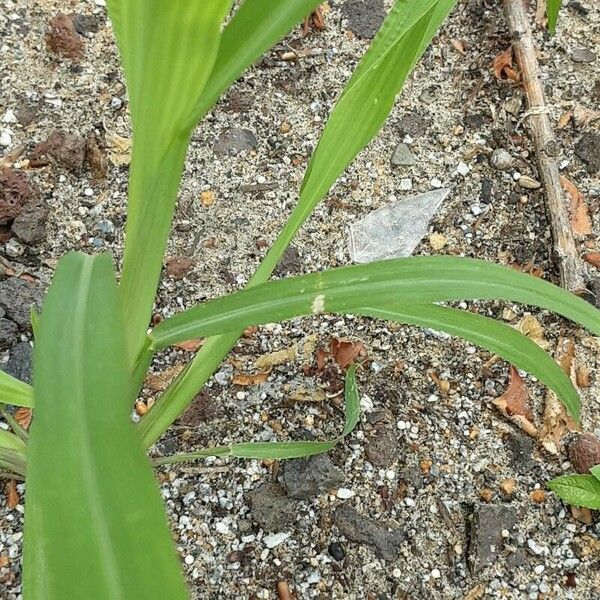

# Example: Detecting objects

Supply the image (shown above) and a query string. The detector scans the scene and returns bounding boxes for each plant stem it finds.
[0,405,28,442]
[152,445,231,467]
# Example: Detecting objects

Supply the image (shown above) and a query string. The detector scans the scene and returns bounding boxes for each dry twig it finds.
[503,0,589,294]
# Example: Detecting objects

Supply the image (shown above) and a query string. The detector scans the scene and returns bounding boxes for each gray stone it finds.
[397,113,430,138]
[214,128,258,156]
[334,504,405,560]
[490,149,513,170]
[341,0,386,39]
[2,341,33,384]
[281,453,344,499]
[247,482,295,532]
[469,504,517,572]
[12,199,48,244]
[0,319,18,349]
[504,431,534,473]
[391,143,416,167]
[364,427,399,467]
[571,48,596,63]
[575,133,600,174]
[0,278,44,329]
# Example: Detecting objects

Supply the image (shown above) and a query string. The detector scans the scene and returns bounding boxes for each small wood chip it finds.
[5,480,19,509]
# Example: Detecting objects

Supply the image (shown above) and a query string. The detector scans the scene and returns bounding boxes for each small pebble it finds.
[263,532,290,548]
[571,48,596,63]
[490,148,513,170]
[518,175,541,189]
[0,130,12,147]
[431,568,441,579]
[456,161,469,176]
[184,555,194,565]
[336,488,355,499]
[328,541,345,561]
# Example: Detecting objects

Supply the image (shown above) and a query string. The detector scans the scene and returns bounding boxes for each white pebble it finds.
[0,130,12,147]
[236,391,246,400]
[184,555,194,565]
[431,568,441,579]
[2,110,17,124]
[405,498,415,507]
[399,178,412,191]
[430,178,443,188]
[456,162,469,176]
[263,532,290,548]
[336,488,355,499]
[534,564,545,575]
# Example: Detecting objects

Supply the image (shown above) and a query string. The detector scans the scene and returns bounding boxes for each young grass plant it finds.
[0,0,580,596]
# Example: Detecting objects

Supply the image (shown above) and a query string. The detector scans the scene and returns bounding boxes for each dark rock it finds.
[214,128,258,156]
[16,104,39,127]
[225,92,253,114]
[397,113,429,138]
[275,246,301,275]
[390,143,416,167]
[398,464,424,489]
[281,454,344,499]
[480,178,493,204]
[504,431,534,473]
[468,504,517,572]
[328,541,346,561]
[364,427,399,467]
[11,199,48,244]
[30,130,87,172]
[575,133,600,174]
[464,114,486,128]
[334,504,405,560]
[0,278,44,329]
[571,48,596,63]
[342,0,386,39]
[0,319,18,349]
[506,547,528,568]
[247,482,295,531]
[568,433,600,474]
[73,14,101,35]
[46,14,84,61]
[2,342,33,384]
[0,168,36,223]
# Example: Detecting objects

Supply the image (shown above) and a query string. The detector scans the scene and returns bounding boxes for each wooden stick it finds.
[503,0,589,294]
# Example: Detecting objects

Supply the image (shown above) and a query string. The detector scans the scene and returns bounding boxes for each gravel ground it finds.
[1,0,600,598]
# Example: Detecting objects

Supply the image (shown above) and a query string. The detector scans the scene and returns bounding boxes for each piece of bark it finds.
[503,0,588,294]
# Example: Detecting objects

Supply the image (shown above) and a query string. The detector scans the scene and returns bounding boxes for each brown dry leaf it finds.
[200,190,215,206]
[492,47,519,81]
[571,506,593,525]
[330,337,367,369]
[561,176,592,236]
[557,111,573,129]
[515,315,548,349]
[104,130,131,166]
[583,253,600,269]
[576,365,591,388]
[0,555,8,568]
[14,407,32,430]
[232,371,270,386]
[450,38,466,55]
[175,339,203,352]
[539,339,579,454]
[315,347,328,371]
[493,366,538,437]
[463,585,485,600]
[145,363,185,392]
[573,104,600,128]
[165,256,195,280]
[255,345,298,369]
[5,480,19,509]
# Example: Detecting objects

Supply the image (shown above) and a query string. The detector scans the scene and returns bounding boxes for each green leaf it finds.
[0,369,33,408]
[590,465,600,482]
[23,253,188,600]
[194,0,323,120]
[154,365,360,466]
[150,257,600,349]
[548,474,600,509]
[360,303,580,419]
[546,0,561,33]
[107,0,233,362]
[0,428,27,478]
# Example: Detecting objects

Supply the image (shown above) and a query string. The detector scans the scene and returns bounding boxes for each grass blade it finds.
[0,369,33,408]
[154,365,360,466]
[0,428,27,478]
[360,304,580,419]
[107,0,233,362]
[548,474,600,509]
[150,257,600,348]
[193,0,323,120]
[23,252,188,600]
[546,0,561,33]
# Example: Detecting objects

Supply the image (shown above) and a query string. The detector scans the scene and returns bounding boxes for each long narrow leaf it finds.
[194,0,322,120]
[0,428,27,477]
[0,369,33,408]
[150,257,600,349]
[546,0,561,33]
[107,0,233,362]
[154,365,360,465]
[23,253,188,600]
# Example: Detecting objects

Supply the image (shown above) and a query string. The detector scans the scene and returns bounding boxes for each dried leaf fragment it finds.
[232,371,269,386]
[5,480,19,509]
[493,367,538,437]
[492,47,520,81]
[561,176,591,236]
[105,130,131,166]
[175,339,203,352]
[14,407,32,430]
[583,253,600,269]
[145,364,185,392]
[515,315,548,349]
[330,337,367,369]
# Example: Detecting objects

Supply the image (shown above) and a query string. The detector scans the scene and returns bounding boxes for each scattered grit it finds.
[1,0,600,598]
